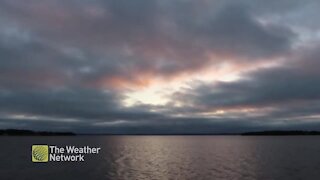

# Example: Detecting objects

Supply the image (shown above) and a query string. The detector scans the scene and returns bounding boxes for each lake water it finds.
[1,136,320,180]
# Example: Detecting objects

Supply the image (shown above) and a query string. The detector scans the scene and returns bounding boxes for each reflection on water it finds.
[1,136,320,180]
[106,136,259,180]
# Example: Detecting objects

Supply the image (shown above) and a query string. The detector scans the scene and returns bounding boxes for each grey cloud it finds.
[0,0,319,133]
[198,4,295,58]
[0,87,165,122]
[0,0,296,82]
[3,114,320,134]
[174,45,320,117]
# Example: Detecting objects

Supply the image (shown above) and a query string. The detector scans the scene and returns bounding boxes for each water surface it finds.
[1,136,320,180]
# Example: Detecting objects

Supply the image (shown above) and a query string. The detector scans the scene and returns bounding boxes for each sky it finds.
[1,0,320,134]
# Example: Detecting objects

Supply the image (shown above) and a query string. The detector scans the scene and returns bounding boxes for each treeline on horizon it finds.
[1,129,320,136]
[241,130,320,136]
[0,129,75,136]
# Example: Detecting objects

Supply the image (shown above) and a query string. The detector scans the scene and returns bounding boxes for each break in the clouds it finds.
[0,0,319,133]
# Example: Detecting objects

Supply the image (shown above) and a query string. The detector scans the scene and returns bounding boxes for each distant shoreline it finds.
[0,129,75,136]
[1,129,320,136]
[241,130,320,136]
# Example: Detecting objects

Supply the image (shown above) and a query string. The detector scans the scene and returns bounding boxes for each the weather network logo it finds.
[32,144,101,162]
[32,145,49,162]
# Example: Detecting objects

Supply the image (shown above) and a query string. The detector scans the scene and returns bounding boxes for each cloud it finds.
[173,44,320,121]
[0,0,319,133]
[0,0,296,85]
[187,4,294,59]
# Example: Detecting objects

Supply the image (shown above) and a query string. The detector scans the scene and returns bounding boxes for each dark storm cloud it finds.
[174,45,320,115]
[0,87,166,122]
[180,67,320,109]
[0,0,319,133]
[0,0,296,83]
[0,0,297,88]
[186,4,294,58]
[3,114,320,134]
